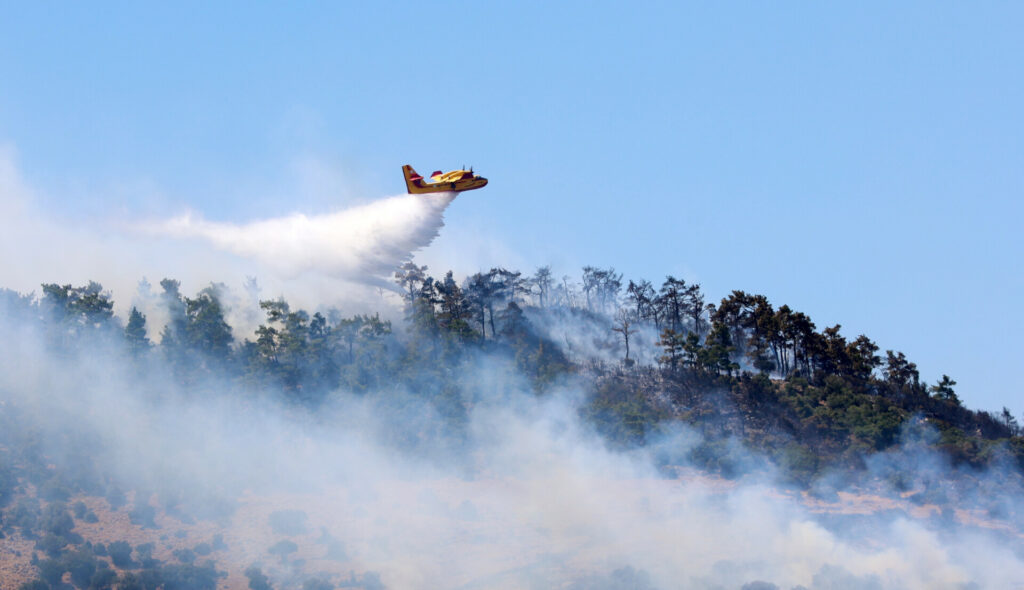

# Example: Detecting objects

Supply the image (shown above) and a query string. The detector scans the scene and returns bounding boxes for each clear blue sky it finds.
[1,2,1021,413]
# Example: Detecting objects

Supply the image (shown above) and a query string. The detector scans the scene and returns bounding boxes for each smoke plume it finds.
[141,192,457,288]
[0,145,458,322]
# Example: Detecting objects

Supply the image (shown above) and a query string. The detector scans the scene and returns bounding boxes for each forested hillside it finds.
[3,264,1021,477]
[1,263,1023,590]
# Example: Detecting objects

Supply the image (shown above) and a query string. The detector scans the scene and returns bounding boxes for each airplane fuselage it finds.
[403,165,488,194]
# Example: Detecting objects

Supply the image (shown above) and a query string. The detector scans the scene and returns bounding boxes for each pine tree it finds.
[124,307,150,354]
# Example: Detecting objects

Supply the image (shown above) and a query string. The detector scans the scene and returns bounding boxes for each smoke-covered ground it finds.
[2,306,1024,590]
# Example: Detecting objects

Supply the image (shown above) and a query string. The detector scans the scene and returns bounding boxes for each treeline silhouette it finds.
[1,263,1022,482]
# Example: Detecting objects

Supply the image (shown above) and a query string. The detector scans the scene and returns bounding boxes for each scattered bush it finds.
[41,502,75,537]
[778,443,819,485]
[38,477,72,503]
[135,542,160,568]
[173,548,196,564]
[10,497,41,533]
[108,540,133,568]
[115,563,219,590]
[315,530,347,562]
[34,533,67,558]
[0,459,15,508]
[69,500,98,523]
[268,539,298,562]
[64,548,99,587]
[338,571,384,590]
[303,578,334,590]
[89,565,117,590]
[158,561,220,590]
[245,565,273,590]
[741,583,779,590]
[117,572,144,590]
[37,558,65,586]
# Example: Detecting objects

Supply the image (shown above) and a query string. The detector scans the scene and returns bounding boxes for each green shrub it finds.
[107,541,133,567]
[10,497,40,532]
[34,534,66,558]
[63,548,98,587]
[41,503,74,537]
[135,542,160,568]
[37,558,65,586]
[0,460,15,508]
[159,561,220,590]
[117,572,143,590]
[173,548,196,564]
[268,539,297,562]
[303,578,334,590]
[38,478,72,503]
[89,565,117,590]
[244,565,272,590]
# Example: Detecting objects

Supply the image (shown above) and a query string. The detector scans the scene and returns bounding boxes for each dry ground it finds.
[1,472,1021,590]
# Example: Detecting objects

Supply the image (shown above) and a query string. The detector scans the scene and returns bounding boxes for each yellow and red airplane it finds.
[402,164,488,194]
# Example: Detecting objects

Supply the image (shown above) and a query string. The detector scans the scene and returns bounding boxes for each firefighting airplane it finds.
[402,164,488,194]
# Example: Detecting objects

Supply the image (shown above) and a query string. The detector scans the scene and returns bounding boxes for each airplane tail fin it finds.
[402,165,423,193]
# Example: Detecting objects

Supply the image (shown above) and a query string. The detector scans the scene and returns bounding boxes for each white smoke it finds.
[0,146,458,323]
[3,330,1023,590]
[139,192,457,288]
